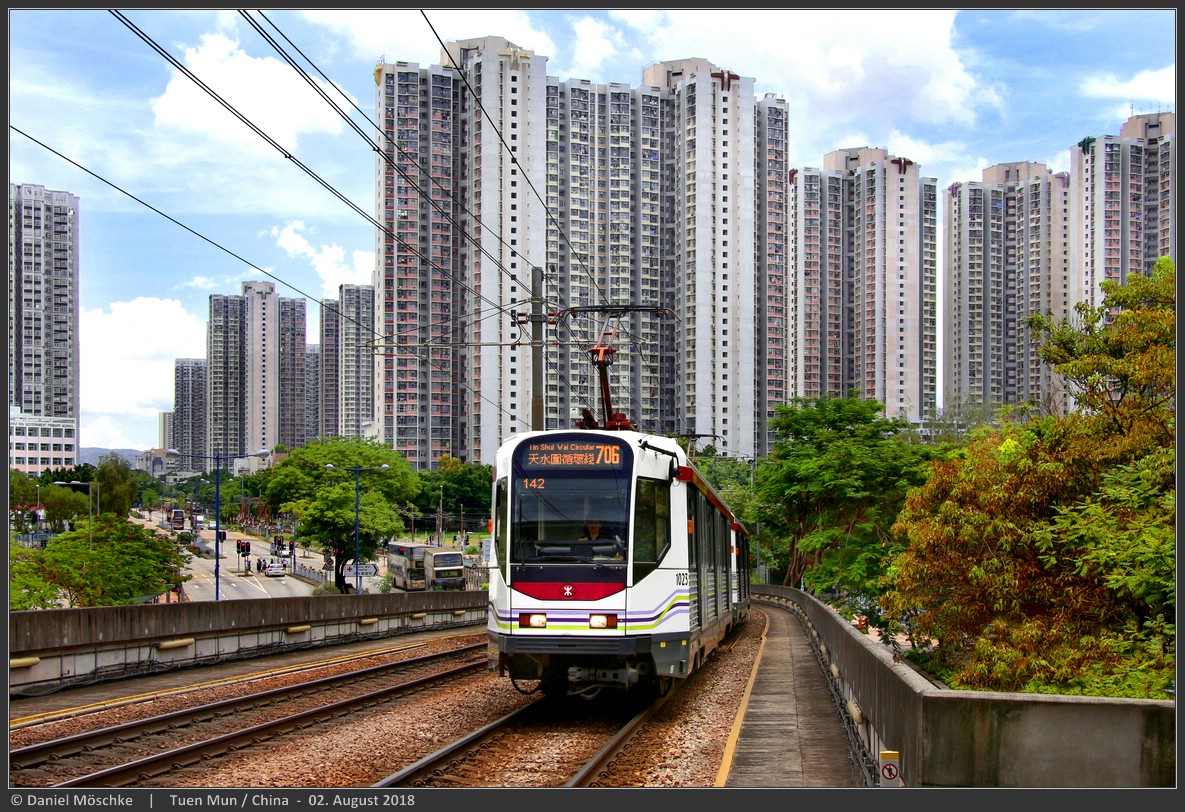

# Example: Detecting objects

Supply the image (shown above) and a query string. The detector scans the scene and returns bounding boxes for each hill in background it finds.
[80,448,143,468]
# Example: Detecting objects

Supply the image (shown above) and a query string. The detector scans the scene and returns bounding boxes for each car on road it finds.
[265,563,286,577]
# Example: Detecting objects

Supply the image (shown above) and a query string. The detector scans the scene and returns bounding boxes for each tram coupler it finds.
[567,664,641,689]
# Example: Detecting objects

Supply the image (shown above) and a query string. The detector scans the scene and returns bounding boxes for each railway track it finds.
[10,643,487,788]
[375,686,676,788]
[10,611,780,788]
[374,619,753,789]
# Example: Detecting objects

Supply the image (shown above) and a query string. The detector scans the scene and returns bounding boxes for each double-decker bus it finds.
[388,542,429,591]
[170,508,186,530]
[425,548,466,590]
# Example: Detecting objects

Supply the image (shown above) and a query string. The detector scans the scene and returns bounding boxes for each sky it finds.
[7,9,1176,451]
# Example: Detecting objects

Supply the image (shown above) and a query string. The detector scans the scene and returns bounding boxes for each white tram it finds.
[487,429,750,698]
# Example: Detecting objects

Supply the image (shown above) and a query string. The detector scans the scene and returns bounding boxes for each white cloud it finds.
[608,9,667,32]
[80,298,207,449]
[269,220,373,300]
[1044,148,1072,176]
[596,10,990,167]
[298,9,556,66]
[184,275,221,290]
[1079,66,1175,105]
[567,15,624,80]
[151,32,349,154]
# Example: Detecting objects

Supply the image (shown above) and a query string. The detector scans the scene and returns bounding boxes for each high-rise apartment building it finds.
[304,344,320,444]
[755,94,791,455]
[172,358,207,466]
[199,281,302,473]
[337,284,375,438]
[158,411,174,451]
[788,149,939,427]
[1071,112,1175,308]
[374,38,787,467]
[242,281,278,465]
[944,163,1072,418]
[205,292,248,472]
[277,297,307,451]
[8,183,81,475]
[319,298,341,438]
[640,59,763,460]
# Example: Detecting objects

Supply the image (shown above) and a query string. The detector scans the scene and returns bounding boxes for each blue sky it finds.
[7,9,1176,451]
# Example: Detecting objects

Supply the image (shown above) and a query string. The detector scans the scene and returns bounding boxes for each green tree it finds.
[1026,256,1175,448]
[41,483,88,532]
[9,518,191,609]
[269,438,419,592]
[756,393,937,625]
[885,261,1175,696]
[9,470,39,533]
[94,452,141,518]
[412,454,493,538]
[8,541,62,609]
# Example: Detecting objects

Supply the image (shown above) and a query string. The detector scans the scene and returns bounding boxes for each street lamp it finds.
[53,479,98,546]
[326,463,389,595]
[747,458,762,585]
[168,448,269,600]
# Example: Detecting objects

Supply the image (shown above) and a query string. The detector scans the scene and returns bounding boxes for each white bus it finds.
[425,548,465,590]
[388,542,430,591]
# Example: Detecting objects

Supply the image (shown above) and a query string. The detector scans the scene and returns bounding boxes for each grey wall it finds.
[756,586,1174,787]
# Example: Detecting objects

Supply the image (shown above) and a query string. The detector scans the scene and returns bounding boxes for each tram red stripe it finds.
[511,581,625,600]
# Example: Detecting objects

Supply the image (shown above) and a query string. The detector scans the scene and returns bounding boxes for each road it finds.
[132,514,347,602]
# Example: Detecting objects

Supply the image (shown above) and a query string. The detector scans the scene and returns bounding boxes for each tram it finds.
[487,309,750,698]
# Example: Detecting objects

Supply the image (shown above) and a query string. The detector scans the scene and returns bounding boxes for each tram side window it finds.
[632,477,669,580]
[494,477,508,570]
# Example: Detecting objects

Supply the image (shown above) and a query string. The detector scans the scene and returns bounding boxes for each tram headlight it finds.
[588,614,618,629]
[519,613,548,628]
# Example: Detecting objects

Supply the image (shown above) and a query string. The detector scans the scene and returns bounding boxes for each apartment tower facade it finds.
[277,296,307,451]
[944,163,1072,419]
[8,183,81,475]
[787,149,939,427]
[337,283,376,438]
[198,281,304,473]
[1071,112,1175,308]
[374,38,788,467]
[319,298,341,438]
[172,358,207,468]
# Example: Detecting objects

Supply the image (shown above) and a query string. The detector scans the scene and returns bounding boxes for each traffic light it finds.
[275,535,283,544]
[218,530,227,541]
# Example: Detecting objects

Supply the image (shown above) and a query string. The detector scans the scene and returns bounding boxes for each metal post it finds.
[531,265,545,431]
[327,463,388,596]
[750,459,761,585]
[353,467,361,595]
[214,451,222,601]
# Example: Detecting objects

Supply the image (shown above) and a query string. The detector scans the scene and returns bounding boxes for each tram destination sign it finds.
[520,437,627,470]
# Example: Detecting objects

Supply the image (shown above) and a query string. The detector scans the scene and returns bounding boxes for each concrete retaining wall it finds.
[755,585,1175,787]
[9,587,1175,786]
[9,591,488,696]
